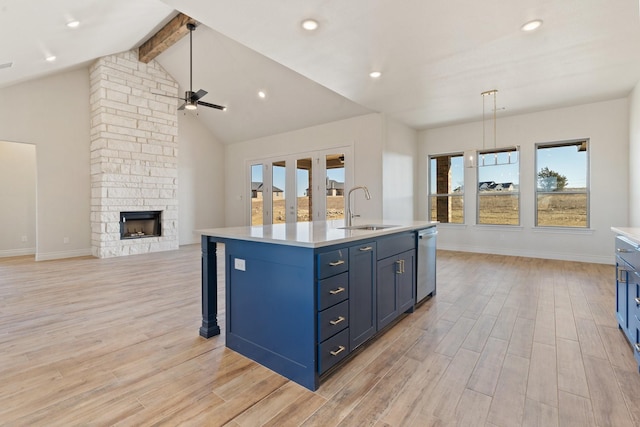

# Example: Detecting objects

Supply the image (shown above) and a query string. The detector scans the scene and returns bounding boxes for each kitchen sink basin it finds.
[339,224,399,231]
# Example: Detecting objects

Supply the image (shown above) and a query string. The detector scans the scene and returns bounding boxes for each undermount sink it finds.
[339,224,399,231]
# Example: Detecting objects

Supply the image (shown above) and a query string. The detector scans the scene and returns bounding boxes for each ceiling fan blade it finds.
[152,92,184,100]
[197,100,226,110]
[191,89,208,101]
[177,102,186,111]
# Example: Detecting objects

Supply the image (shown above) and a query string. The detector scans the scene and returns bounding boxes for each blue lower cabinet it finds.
[614,235,640,374]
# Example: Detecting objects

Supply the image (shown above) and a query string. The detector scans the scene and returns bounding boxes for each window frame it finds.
[428,152,465,224]
[534,139,590,229]
[475,146,520,226]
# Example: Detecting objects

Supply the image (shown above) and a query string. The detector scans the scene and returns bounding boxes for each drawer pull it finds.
[329,316,345,325]
[396,259,405,274]
[359,246,373,252]
[330,345,346,356]
[617,248,632,253]
[329,287,345,295]
[328,260,345,267]
[636,297,640,306]
[635,343,640,353]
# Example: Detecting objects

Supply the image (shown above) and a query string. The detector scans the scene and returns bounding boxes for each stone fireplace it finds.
[89,49,179,258]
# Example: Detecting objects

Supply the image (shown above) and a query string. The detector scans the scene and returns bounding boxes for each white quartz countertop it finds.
[198,220,437,248]
[611,227,640,245]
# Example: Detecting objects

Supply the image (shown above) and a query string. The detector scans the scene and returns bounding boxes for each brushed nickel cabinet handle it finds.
[617,268,628,283]
[329,260,345,267]
[636,297,640,306]
[359,246,373,251]
[329,287,345,295]
[396,260,402,274]
[330,345,346,356]
[401,259,405,274]
[329,316,345,325]
[635,343,640,353]
[617,248,632,253]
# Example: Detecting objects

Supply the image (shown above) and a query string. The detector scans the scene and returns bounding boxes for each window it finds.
[429,154,464,223]
[477,147,519,225]
[535,140,589,227]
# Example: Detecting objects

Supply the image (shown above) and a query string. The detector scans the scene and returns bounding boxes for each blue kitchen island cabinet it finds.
[198,220,436,391]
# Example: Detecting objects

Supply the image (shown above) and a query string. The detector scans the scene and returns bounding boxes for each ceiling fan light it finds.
[66,20,80,28]
[185,103,197,110]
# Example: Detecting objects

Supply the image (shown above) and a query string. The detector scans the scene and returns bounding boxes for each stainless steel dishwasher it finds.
[416,228,437,303]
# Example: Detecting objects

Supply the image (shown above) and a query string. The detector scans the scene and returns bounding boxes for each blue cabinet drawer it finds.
[318,272,349,311]
[318,328,349,374]
[317,248,348,279]
[377,232,415,260]
[616,236,640,270]
[318,300,349,342]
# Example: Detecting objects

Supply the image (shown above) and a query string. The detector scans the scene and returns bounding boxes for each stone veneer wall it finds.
[89,49,180,258]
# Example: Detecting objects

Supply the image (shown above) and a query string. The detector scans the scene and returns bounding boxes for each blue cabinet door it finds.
[349,242,376,350]
[616,261,629,333]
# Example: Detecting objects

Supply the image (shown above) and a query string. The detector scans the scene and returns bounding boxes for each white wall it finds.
[0,141,36,256]
[178,112,226,244]
[382,116,418,221]
[629,84,640,226]
[224,113,384,226]
[418,98,629,264]
[0,69,91,260]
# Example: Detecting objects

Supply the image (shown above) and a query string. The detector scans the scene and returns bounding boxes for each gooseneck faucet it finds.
[346,186,371,227]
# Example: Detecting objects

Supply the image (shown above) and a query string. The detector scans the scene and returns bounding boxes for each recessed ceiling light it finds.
[301,19,319,31]
[66,20,80,28]
[369,71,382,79]
[521,19,543,32]
[258,90,267,99]
[45,55,57,62]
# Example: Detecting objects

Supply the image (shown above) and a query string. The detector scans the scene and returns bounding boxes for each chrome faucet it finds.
[346,186,371,227]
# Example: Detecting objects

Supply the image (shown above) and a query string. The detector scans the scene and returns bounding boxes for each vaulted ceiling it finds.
[2,0,639,144]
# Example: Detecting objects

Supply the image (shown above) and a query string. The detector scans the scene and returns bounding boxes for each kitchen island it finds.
[198,220,436,390]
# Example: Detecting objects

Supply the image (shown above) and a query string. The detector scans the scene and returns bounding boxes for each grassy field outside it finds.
[252,196,345,225]
[430,192,587,227]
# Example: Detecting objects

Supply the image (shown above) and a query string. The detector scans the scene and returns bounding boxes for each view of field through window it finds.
[429,141,588,227]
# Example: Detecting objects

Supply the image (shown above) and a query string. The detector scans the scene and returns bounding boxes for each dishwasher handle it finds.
[418,229,437,239]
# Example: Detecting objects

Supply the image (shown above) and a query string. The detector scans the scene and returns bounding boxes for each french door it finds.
[248,148,352,225]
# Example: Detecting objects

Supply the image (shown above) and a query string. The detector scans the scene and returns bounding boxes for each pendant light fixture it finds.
[465,89,517,168]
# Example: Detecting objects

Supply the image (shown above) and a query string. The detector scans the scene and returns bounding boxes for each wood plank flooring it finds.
[1,246,639,426]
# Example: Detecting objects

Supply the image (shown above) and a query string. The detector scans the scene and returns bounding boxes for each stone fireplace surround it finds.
[89,49,179,258]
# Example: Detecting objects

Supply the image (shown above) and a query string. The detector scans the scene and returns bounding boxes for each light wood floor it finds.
[1,245,639,426]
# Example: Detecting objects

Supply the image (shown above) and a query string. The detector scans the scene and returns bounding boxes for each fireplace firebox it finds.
[120,211,161,239]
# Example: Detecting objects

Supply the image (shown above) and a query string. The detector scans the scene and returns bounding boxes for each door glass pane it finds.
[326,153,345,220]
[296,158,312,222]
[272,161,286,224]
[251,164,263,226]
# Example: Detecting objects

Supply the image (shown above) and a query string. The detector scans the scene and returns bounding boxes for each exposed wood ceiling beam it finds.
[138,13,196,64]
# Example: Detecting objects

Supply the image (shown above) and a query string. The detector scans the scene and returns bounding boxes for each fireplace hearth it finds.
[120,211,161,239]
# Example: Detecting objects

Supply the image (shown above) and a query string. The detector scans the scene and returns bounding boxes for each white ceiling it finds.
[2,0,640,144]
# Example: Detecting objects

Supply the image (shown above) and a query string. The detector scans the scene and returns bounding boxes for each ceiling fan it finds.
[154,23,226,112]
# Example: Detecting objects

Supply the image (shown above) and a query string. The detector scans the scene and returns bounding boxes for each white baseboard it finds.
[437,243,614,265]
[35,248,93,261]
[0,247,36,258]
